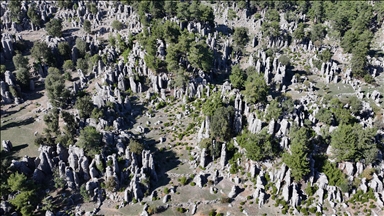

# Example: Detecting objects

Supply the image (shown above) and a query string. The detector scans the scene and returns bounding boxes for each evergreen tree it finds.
[77,126,102,156]
[188,41,213,72]
[75,95,94,119]
[13,53,29,70]
[283,126,311,181]
[45,18,63,37]
[242,72,268,104]
[83,20,91,33]
[210,106,234,141]
[229,65,246,89]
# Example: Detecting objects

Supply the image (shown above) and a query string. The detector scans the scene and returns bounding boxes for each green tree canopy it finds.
[242,72,268,104]
[308,1,324,23]
[229,65,246,89]
[278,55,290,66]
[16,67,30,88]
[13,53,29,70]
[63,60,74,72]
[45,18,63,37]
[238,130,278,161]
[283,126,312,181]
[164,1,177,17]
[310,24,326,42]
[7,172,37,216]
[315,108,333,125]
[27,4,41,26]
[261,9,280,39]
[233,27,249,52]
[75,95,94,119]
[76,58,89,73]
[176,2,190,20]
[61,111,76,140]
[45,67,69,107]
[173,68,188,88]
[77,126,102,156]
[188,40,213,72]
[129,139,144,155]
[31,41,52,64]
[348,96,362,115]
[265,99,282,122]
[43,107,60,135]
[330,124,377,163]
[86,3,98,15]
[199,4,215,27]
[58,42,71,60]
[83,20,92,33]
[9,0,22,23]
[111,20,123,30]
[75,38,87,58]
[293,22,306,41]
[210,106,234,141]
[202,92,223,117]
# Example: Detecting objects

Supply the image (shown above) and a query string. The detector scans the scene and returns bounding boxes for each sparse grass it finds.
[1,106,43,157]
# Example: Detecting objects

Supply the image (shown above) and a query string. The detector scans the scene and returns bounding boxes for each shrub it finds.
[63,72,72,81]
[221,197,231,203]
[111,20,123,30]
[163,187,169,194]
[177,207,186,213]
[279,55,290,66]
[179,176,187,186]
[209,209,217,216]
[309,207,317,214]
[129,140,144,155]
[364,74,374,84]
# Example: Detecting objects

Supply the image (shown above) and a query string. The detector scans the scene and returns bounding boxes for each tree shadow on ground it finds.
[23,91,44,101]
[284,69,308,87]
[216,24,232,35]
[1,109,20,117]
[150,145,181,191]
[0,117,35,130]
[12,143,29,152]
[62,28,79,37]
[0,148,22,163]
[368,49,384,58]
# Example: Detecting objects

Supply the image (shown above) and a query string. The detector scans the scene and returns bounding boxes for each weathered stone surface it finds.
[220,143,226,169]
[200,148,206,168]
[1,140,12,152]
[163,194,170,203]
[228,185,239,198]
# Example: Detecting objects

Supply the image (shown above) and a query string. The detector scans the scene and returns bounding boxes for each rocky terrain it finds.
[1,1,384,216]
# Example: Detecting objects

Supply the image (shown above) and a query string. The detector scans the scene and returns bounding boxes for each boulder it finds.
[56,143,69,162]
[228,185,239,198]
[1,140,12,152]
[220,143,226,169]
[200,148,206,168]
[194,173,204,188]
[163,194,170,203]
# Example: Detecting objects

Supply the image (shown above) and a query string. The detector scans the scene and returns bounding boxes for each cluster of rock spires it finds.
[1,1,384,215]
[5,140,158,215]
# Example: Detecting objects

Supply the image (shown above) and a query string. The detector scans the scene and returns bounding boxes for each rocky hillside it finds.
[1,1,384,216]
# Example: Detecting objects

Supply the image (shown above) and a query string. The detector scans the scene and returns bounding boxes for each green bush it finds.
[309,207,317,214]
[221,197,230,203]
[364,74,374,84]
[179,176,188,186]
[163,187,169,194]
[177,207,186,213]
[111,20,123,30]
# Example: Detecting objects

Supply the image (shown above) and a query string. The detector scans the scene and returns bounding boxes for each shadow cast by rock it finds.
[0,117,35,130]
